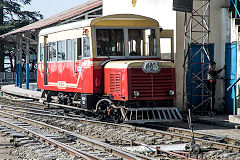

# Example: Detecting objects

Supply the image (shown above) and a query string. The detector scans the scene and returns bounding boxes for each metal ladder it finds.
[123,107,182,123]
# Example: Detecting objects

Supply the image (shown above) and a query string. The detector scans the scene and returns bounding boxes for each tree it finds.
[0,0,43,72]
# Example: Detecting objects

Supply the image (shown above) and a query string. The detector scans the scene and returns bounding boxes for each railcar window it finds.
[52,42,57,61]
[77,38,82,60]
[83,37,91,57]
[57,41,66,61]
[128,29,157,56]
[39,43,43,62]
[160,38,172,60]
[57,41,62,61]
[66,39,76,61]
[62,41,66,60]
[48,42,56,61]
[46,44,49,61]
[96,29,124,57]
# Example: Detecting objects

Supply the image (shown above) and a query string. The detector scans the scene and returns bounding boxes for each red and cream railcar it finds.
[38,14,181,123]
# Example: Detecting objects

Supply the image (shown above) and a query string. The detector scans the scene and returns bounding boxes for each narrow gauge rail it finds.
[0,110,151,160]
[0,95,90,114]
[0,106,197,159]
[0,118,99,160]
[1,97,240,155]
[167,127,240,147]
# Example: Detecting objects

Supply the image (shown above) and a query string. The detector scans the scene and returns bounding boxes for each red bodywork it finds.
[38,58,176,102]
[38,58,103,94]
[104,67,176,101]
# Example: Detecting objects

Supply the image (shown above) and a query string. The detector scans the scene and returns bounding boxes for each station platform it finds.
[194,115,237,129]
[0,84,42,100]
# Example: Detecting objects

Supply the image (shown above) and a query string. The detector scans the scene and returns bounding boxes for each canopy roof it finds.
[0,0,102,38]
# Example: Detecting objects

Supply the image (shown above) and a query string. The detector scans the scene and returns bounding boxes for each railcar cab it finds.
[91,15,178,123]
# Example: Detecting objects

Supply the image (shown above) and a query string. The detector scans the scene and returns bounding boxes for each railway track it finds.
[1,96,240,159]
[0,110,151,160]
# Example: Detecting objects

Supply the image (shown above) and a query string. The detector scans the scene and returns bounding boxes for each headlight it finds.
[169,90,175,96]
[133,91,140,98]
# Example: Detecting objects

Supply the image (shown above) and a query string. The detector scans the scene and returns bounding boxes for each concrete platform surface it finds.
[229,115,240,125]
[196,115,239,129]
[1,84,42,100]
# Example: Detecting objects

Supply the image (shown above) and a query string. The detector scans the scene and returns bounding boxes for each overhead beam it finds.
[62,6,103,24]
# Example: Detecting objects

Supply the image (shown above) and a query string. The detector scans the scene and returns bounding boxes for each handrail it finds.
[227,76,240,115]
[231,0,240,18]
[0,72,37,82]
[227,77,240,91]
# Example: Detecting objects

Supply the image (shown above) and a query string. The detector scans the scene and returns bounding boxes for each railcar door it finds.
[46,42,57,86]
[57,40,66,87]
[63,39,77,87]
[57,39,79,91]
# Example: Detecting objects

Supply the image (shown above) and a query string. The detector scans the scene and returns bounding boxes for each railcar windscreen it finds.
[128,29,157,56]
[96,29,124,57]
[96,28,157,57]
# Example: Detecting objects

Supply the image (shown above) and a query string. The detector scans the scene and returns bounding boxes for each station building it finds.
[1,0,239,114]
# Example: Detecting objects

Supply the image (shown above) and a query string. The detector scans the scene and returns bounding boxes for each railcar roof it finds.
[104,60,174,69]
[39,19,93,36]
[39,14,160,36]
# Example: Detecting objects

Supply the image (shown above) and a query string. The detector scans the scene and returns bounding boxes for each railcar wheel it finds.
[112,108,122,123]
[67,96,72,106]
[40,90,48,103]
[46,91,53,103]
[96,99,123,122]
[96,99,111,120]
[57,92,66,104]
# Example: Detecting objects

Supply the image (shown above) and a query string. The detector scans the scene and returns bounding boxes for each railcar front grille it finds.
[129,68,175,99]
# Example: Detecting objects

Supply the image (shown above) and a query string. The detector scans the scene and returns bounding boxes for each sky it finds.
[24,0,90,18]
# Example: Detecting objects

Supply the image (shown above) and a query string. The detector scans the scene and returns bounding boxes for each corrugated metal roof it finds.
[0,0,102,38]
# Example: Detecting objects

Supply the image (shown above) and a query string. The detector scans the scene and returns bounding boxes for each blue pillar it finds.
[225,42,237,114]
[15,63,19,86]
[19,63,22,88]
[19,37,23,88]
[15,43,19,86]
[26,42,30,89]
[26,63,29,89]
[36,62,40,91]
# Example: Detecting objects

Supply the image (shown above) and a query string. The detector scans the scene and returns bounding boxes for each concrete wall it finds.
[210,1,230,111]
[103,0,176,31]
[175,11,185,111]
[103,0,177,52]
